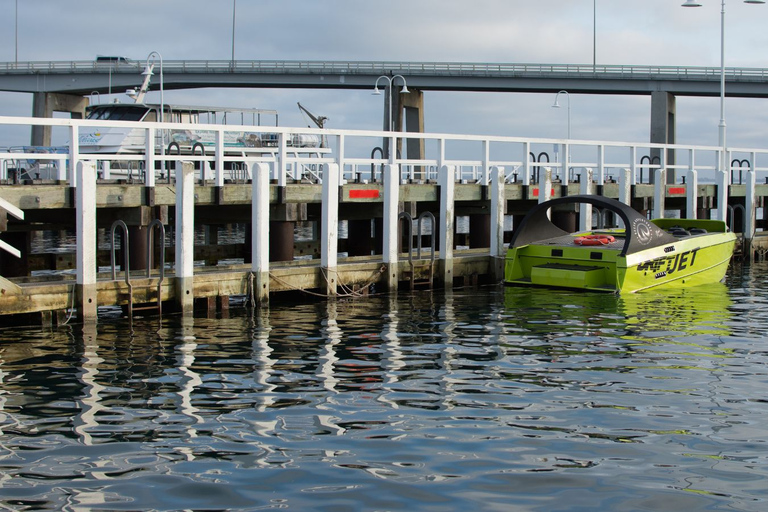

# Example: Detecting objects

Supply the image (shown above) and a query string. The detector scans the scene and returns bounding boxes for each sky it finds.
[1,0,768,150]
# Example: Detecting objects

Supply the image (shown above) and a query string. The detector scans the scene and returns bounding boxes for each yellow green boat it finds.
[504,195,737,293]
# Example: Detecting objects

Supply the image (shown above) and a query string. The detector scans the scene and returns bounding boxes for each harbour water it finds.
[1,263,767,511]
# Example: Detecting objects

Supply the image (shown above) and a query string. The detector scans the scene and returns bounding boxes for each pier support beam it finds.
[269,221,294,262]
[490,166,506,281]
[439,165,455,288]
[31,92,88,146]
[321,163,340,296]
[686,169,699,220]
[579,168,594,230]
[650,91,676,184]
[653,169,667,219]
[175,161,195,314]
[76,161,98,322]
[382,164,400,291]
[746,168,757,260]
[716,170,729,223]
[251,162,270,305]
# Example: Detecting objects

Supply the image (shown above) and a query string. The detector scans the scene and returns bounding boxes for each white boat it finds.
[78,61,321,157]
[78,102,321,155]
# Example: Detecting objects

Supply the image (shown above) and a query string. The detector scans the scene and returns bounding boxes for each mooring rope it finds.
[260,264,387,299]
[61,284,76,325]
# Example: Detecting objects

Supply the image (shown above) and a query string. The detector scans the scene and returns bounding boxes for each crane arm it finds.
[297,102,328,129]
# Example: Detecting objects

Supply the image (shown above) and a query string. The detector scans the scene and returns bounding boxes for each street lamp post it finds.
[552,90,571,180]
[144,51,164,124]
[552,90,571,140]
[682,0,765,172]
[15,0,18,64]
[231,0,237,64]
[144,51,164,174]
[373,75,409,159]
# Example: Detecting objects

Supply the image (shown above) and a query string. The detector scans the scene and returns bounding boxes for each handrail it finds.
[110,220,134,316]
[146,219,166,316]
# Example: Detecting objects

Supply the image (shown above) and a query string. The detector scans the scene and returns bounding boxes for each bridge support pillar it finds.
[399,89,425,181]
[31,92,88,146]
[650,91,676,184]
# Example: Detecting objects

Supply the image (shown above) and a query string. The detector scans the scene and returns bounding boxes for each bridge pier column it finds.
[399,89,425,181]
[31,92,88,146]
[650,91,676,184]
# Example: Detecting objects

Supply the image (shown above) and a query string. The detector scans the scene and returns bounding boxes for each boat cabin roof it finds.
[85,103,279,125]
[510,195,679,257]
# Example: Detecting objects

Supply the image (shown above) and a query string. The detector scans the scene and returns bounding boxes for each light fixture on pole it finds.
[373,75,410,131]
[373,75,409,160]
[681,0,765,173]
[552,90,571,140]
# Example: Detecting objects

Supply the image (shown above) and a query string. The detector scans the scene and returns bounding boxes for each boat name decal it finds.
[636,247,700,277]
[664,246,675,253]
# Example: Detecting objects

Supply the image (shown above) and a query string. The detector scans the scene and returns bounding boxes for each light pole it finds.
[143,51,165,173]
[682,0,765,172]
[231,0,237,64]
[143,51,164,123]
[15,0,18,64]
[552,90,571,139]
[593,0,596,69]
[373,75,410,131]
[373,75,409,160]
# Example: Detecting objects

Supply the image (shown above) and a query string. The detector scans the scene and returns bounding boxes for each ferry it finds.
[504,195,737,293]
[78,102,321,155]
[78,61,321,156]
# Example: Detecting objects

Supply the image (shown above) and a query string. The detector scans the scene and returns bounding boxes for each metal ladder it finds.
[110,219,166,317]
[398,211,436,290]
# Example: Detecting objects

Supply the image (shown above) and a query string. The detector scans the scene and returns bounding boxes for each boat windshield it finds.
[86,106,149,122]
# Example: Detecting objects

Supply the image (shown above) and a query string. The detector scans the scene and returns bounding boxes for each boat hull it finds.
[505,230,736,293]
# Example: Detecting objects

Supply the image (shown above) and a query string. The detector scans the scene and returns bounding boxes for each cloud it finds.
[2,0,768,152]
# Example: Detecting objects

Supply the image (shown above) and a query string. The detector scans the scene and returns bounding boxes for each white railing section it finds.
[1,115,767,188]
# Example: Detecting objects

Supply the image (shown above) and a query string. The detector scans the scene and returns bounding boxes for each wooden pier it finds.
[1,115,767,324]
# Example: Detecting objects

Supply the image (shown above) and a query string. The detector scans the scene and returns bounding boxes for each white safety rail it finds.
[1,114,767,189]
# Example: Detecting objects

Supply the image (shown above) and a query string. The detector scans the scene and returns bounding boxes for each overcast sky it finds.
[2,0,768,149]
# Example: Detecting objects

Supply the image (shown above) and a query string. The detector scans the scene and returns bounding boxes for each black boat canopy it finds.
[510,195,678,256]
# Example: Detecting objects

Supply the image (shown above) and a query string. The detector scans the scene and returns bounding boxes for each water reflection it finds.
[0,272,766,510]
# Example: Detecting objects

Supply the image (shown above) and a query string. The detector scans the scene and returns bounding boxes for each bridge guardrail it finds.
[2,60,768,81]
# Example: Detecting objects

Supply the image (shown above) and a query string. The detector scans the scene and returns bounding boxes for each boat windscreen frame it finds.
[510,194,677,256]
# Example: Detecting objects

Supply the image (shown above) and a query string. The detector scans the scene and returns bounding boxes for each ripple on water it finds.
[1,269,768,510]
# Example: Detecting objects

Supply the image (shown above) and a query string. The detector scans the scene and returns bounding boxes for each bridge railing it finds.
[3,60,768,82]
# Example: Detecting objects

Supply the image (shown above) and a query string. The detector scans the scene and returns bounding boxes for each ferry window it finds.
[87,106,148,121]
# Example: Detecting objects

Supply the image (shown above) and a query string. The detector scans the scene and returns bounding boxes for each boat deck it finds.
[532,233,627,251]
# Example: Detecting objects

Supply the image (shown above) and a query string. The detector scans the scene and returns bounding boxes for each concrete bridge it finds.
[3,59,768,164]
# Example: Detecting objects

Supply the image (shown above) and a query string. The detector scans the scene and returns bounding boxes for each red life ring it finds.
[573,234,616,246]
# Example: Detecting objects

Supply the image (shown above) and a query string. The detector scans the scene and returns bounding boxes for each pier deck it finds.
[1,114,767,323]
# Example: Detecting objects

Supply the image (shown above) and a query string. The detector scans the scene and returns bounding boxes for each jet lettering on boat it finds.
[636,247,700,277]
